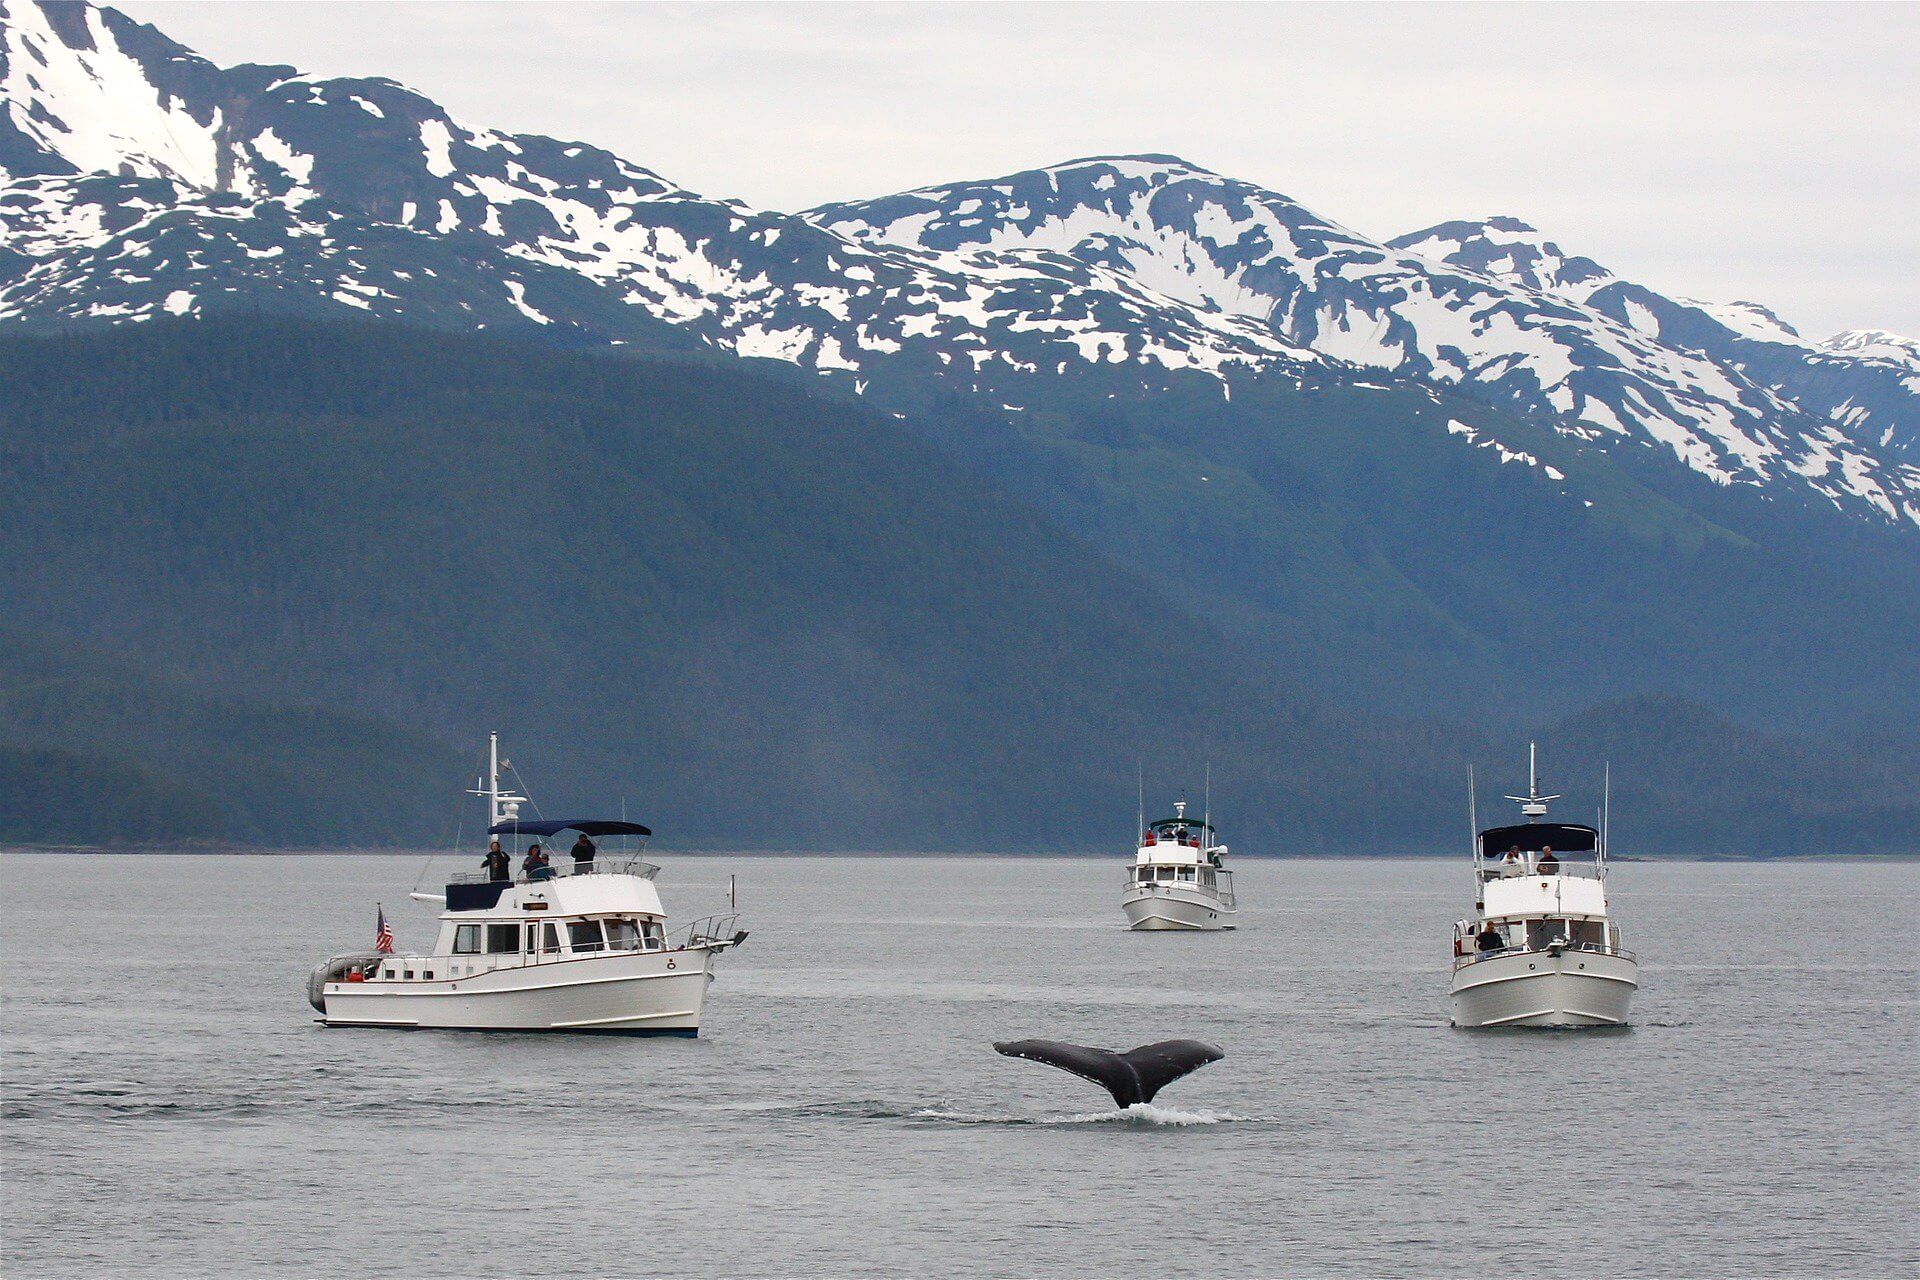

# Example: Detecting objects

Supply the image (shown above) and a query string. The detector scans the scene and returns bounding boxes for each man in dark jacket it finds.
[1537,846,1559,875]
[570,833,598,872]
[1476,922,1506,953]
[483,840,511,881]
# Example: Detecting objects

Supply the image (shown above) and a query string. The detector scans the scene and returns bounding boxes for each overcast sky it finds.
[115,1,1920,339]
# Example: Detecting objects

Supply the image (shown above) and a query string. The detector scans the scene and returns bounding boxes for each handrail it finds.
[1453,941,1637,971]
[448,858,661,887]
[1478,856,1604,883]
[671,913,743,950]
[349,934,704,979]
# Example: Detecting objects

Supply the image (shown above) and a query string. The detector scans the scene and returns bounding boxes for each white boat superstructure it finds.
[1449,746,1638,1028]
[1122,799,1237,931]
[308,734,745,1034]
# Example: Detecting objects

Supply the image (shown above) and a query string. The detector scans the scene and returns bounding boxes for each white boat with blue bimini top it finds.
[308,734,745,1035]
[1122,796,1237,931]
[1449,745,1638,1028]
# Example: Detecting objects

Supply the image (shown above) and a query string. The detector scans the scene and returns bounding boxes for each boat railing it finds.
[1123,868,1235,907]
[448,857,662,887]
[1452,940,1637,971]
[671,913,744,950]
[1477,855,1604,884]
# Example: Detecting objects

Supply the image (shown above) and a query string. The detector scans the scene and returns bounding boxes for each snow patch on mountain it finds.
[1823,329,1920,372]
[1392,215,1919,460]
[0,0,223,186]
[1446,417,1566,481]
[815,158,1913,522]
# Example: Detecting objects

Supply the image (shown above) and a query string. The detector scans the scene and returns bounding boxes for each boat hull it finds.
[1449,949,1637,1028]
[1122,885,1235,931]
[319,946,722,1034]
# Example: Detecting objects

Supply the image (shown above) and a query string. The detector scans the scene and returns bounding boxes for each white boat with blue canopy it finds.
[1122,797,1237,930]
[1449,745,1638,1028]
[308,734,745,1034]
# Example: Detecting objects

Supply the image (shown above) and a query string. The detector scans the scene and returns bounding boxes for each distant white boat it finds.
[308,734,745,1034]
[1449,745,1638,1028]
[1122,797,1237,931]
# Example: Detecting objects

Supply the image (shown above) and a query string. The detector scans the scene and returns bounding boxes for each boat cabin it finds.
[1131,813,1232,896]
[1456,821,1627,961]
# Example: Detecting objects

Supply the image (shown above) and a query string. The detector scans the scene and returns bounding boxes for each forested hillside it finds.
[1,320,1912,852]
[885,369,1920,732]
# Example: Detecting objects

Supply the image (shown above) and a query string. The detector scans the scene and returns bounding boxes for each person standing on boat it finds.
[523,843,554,881]
[570,832,598,872]
[483,840,511,882]
[1476,922,1506,953]
[1501,846,1526,877]
[1537,846,1559,875]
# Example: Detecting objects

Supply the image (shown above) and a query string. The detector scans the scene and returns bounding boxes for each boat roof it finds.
[1148,816,1213,831]
[1478,822,1597,854]
[486,818,653,838]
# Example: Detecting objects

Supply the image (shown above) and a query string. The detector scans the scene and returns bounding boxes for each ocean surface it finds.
[3,853,1915,1279]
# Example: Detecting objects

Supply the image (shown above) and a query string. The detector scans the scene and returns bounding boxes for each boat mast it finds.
[1468,764,1478,869]
[470,731,528,832]
[489,732,501,827]
[1601,762,1611,872]
[1505,740,1560,822]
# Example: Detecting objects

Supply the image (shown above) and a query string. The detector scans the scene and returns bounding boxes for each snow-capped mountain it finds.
[0,0,1314,387]
[3,0,1916,528]
[811,162,1918,524]
[1389,218,1920,456]
[1823,329,1920,367]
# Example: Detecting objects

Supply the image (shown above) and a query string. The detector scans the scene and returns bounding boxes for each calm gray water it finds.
[3,853,1915,1278]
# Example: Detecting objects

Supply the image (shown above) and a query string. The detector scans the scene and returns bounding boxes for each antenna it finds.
[1204,761,1212,837]
[1602,762,1611,866]
[467,730,529,830]
[1137,760,1144,841]
[1468,763,1478,862]
[1504,740,1560,820]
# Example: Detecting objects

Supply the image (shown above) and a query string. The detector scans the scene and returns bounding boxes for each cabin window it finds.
[1157,867,1174,881]
[485,923,520,954]
[643,920,666,949]
[541,922,560,952]
[1177,867,1195,881]
[568,919,605,953]
[1526,919,1575,950]
[605,918,641,951]
[453,924,481,955]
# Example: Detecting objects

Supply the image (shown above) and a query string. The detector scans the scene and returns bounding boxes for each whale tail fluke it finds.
[993,1038,1224,1108]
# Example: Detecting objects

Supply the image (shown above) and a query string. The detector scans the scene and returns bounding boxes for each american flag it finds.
[374,905,395,954]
